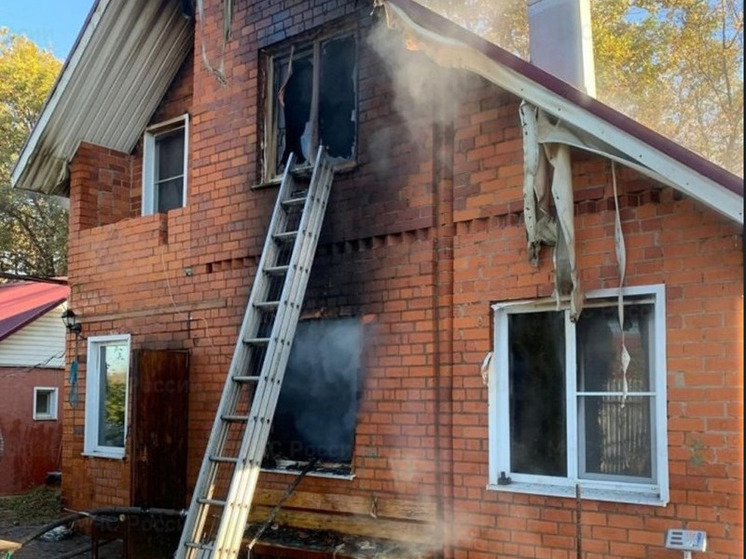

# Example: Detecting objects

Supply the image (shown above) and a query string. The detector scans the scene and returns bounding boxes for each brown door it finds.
[129,348,190,558]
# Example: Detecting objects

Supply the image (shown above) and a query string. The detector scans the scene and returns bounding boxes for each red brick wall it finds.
[61,52,196,511]
[61,0,743,557]
[0,367,63,495]
[69,143,132,231]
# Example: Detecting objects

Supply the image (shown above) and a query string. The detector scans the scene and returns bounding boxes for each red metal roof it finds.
[0,281,70,342]
[388,0,743,198]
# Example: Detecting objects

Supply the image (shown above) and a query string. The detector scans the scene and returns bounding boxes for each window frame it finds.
[142,114,189,215]
[262,28,358,181]
[83,334,131,459]
[488,284,669,505]
[33,387,58,421]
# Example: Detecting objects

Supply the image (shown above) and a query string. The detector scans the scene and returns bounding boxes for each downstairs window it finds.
[489,285,669,505]
[84,334,130,458]
[265,317,363,476]
[33,387,58,420]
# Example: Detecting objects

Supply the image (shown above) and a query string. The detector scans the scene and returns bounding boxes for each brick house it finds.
[11,0,743,557]
[0,279,68,495]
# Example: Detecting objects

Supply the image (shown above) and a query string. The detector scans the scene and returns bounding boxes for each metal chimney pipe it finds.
[527,0,596,97]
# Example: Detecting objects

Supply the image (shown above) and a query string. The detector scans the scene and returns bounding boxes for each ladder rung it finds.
[221,414,249,422]
[244,337,270,345]
[273,230,297,242]
[185,542,215,551]
[209,455,239,464]
[290,165,313,178]
[254,300,279,310]
[282,195,307,207]
[197,498,226,507]
[232,375,260,383]
[264,265,289,275]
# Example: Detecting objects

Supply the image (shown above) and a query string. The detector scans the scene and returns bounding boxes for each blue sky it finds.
[0,0,94,60]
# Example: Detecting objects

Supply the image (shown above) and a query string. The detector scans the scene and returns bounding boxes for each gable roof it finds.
[380,0,743,225]
[10,0,193,198]
[0,281,70,342]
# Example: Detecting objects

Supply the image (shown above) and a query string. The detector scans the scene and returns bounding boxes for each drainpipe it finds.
[527,0,596,97]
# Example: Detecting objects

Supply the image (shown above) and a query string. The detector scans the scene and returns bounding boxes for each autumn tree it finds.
[594,0,743,175]
[0,29,67,277]
[416,0,744,177]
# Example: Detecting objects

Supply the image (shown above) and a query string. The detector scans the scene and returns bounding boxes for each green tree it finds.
[0,29,67,277]
[416,0,744,177]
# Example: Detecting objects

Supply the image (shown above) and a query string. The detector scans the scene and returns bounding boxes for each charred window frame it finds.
[263,30,358,179]
[263,317,364,477]
[489,285,669,506]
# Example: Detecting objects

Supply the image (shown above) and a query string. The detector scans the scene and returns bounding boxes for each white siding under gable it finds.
[0,305,67,368]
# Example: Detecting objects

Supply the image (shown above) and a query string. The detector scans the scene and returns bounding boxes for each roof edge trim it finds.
[0,299,67,343]
[381,0,743,225]
[10,0,111,190]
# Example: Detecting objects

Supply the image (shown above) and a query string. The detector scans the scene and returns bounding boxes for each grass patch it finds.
[0,486,62,525]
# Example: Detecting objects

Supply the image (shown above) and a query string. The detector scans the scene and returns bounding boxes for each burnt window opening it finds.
[269,32,357,176]
[264,317,363,474]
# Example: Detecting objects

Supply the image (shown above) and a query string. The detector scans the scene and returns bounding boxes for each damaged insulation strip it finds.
[520,101,583,321]
[519,101,555,267]
[196,0,234,85]
[545,141,583,321]
[480,351,493,386]
[611,161,631,404]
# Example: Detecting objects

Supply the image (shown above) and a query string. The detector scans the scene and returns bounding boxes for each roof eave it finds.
[10,0,194,197]
[382,0,743,225]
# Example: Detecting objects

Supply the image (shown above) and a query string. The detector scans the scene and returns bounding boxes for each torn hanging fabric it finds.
[520,102,581,320]
[278,45,296,108]
[519,101,556,266]
[68,358,78,407]
[611,161,631,404]
[196,0,228,84]
[480,351,493,386]
[545,142,583,321]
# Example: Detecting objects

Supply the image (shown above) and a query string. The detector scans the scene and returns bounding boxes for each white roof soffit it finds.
[380,1,744,225]
[11,0,193,197]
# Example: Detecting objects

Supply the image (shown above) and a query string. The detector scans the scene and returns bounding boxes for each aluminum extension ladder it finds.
[176,146,334,559]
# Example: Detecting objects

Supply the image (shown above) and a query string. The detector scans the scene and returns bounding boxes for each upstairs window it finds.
[142,115,189,214]
[489,285,669,505]
[265,32,357,178]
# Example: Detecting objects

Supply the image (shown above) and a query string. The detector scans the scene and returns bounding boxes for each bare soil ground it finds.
[0,486,123,558]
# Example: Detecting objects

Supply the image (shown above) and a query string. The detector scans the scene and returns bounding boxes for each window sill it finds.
[261,462,355,481]
[82,451,126,461]
[486,481,667,507]
[252,161,358,190]
[33,416,57,421]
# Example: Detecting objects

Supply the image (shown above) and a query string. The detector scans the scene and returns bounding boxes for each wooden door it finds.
[129,348,190,558]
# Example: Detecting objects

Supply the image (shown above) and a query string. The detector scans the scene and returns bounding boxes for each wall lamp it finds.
[61,309,82,335]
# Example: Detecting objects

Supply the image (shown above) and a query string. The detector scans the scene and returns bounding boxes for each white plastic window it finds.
[489,285,669,505]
